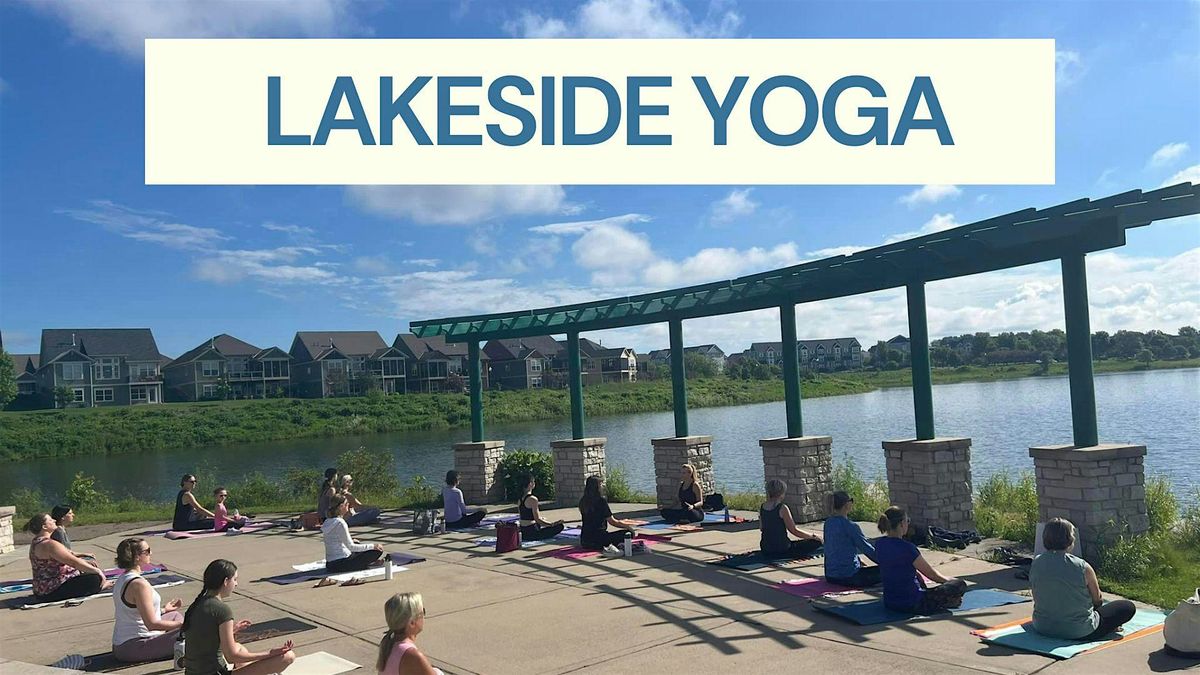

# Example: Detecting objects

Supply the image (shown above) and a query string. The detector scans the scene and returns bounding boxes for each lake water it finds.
[3,368,1197,506]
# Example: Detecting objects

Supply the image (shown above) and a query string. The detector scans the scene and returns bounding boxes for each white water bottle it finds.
[384,555,394,581]
[623,530,633,557]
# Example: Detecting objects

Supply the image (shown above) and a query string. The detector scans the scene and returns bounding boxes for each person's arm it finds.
[346,492,364,510]
[184,492,215,518]
[398,646,439,675]
[219,620,292,665]
[335,519,375,553]
[913,552,955,584]
[607,515,636,531]
[45,540,107,579]
[781,505,822,542]
[1083,561,1104,607]
[130,578,182,631]
[692,483,705,511]
[850,521,878,561]
[527,497,551,527]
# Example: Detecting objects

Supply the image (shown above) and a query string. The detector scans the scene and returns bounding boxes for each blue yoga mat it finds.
[815,589,1030,625]
[976,609,1168,659]
[642,513,743,530]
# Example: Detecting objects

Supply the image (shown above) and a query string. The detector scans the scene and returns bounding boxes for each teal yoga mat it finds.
[974,609,1168,659]
[814,589,1030,625]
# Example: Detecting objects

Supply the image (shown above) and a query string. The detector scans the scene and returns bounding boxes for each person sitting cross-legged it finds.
[759,479,823,559]
[578,475,640,556]
[876,506,966,613]
[1030,517,1136,641]
[111,537,185,663]
[517,475,564,541]
[320,495,384,580]
[442,471,487,530]
[822,490,881,587]
[658,463,706,524]
[26,513,111,603]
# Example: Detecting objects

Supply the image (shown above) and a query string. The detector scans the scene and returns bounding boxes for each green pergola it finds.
[413,183,1200,447]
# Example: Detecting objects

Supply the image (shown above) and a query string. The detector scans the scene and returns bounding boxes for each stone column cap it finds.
[0,506,14,517]
[453,440,506,450]
[759,436,833,448]
[651,435,714,446]
[1029,443,1147,461]
[550,437,608,448]
[882,437,972,451]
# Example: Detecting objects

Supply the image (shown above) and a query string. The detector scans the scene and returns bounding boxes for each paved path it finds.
[0,504,1189,674]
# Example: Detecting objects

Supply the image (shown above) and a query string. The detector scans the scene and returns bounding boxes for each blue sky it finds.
[1,0,1198,358]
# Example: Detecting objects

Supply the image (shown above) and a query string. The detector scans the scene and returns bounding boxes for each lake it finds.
[3,368,1197,506]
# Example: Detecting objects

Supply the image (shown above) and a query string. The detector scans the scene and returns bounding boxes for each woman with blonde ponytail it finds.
[377,593,442,675]
[182,559,294,675]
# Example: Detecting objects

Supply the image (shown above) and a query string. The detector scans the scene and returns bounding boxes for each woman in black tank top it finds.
[759,479,822,558]
[517,476,565,541]
[172,474,215,531]
[659,464,706,524]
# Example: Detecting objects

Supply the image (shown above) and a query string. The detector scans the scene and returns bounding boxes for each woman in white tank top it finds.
[112,538,185,663]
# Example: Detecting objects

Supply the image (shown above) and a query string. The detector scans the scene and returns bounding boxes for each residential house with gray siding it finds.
[163,334,292,401]
[747,337,863,372]
[9,353,39,398]
[34,329,165,407]
[393,334,489,393]
[289,331,406,398]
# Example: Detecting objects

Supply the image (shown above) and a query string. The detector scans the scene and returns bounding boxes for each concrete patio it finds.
[0,504,1188,675]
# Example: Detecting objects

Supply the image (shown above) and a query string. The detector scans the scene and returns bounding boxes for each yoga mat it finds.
[291,552,425,572]
[773,578,865,599]
[267,565,406,585]
[540,535,670,560]
[238,617,320,643]
[10,575,188,610]
[972,609,1168,659]
[814,589,1030,626]
[287,652,361,675]
[1,564,164,591]
[164,521,276,539]
[708,548,824,571]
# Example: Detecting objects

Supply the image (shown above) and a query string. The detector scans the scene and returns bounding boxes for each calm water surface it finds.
[3,368,1197,505]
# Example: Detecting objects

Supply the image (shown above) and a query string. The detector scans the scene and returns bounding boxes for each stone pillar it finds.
[453,441,505,504]
[651,436,715,507]
[883,438,974,532]
[0,506,13,554]
[1030,444,1147,559]
[551,438,607,506]
[760,436,833,523]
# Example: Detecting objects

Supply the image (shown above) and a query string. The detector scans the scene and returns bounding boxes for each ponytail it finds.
[182,559,237,632]
[877,506,907,534]
[377,593,424,671]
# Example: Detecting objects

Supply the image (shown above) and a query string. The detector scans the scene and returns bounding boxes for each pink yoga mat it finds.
[773,578,864,598]
[165,522,276,540]
[540,535,671,560]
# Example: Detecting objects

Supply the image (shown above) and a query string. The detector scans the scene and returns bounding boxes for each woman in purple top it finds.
[442,471,487,529]
[875,506,966,613]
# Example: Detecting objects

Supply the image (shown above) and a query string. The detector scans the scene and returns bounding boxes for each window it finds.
[263,360,288,378]
[62,363,86,381]
[72,388,85,403]
[530,376,542,388]
[202,384,218,398]
[530,359,543,372]
[94,388,114,403]
[351,356,367,372]
[201,361,220,377]
[228,357,248,375]
[834,345,843,358]
[382,359,403,377]
[130,387,149,403]
[131,363,158,378]
[94,357,120,380]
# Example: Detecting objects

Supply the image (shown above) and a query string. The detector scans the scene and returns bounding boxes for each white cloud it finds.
[573,223,658,285]
[883,213,961,243]
[21,0,368,60]
[403,258,441,268]
[261,221,319,245]
[60,201,231,250]
[708,188,759,225]
[1162,164,1200,187]
[899,185,961,207]
[353,256,392,275]
[529,214,651,235]
[192,248,340,285]
[643,243,801,286]
[1149,142,1190,168]
[345,185,574,225]
[1055,49,1086,87]
[507,0,742,38]
[806,245,868,258]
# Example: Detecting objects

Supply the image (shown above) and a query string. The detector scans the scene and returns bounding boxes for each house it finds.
[163,334,292,401]
[642,344,725,372]
[483,338,556,390]
[9,353,39,398]
[393,333,489,393]
[33,329,165,407]
[289,331,406,398]
[748,338,863,372]
[568,338,637,384]
[886,335,911,355]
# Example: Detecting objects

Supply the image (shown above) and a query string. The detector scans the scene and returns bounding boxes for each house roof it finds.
[887,335,910,344]
[171,334,263,366]
[486,337,561,361]
[9,353,38,375]
[645,345,723,360]
[394,334,472,362]
[750,338,861,352]
[291,331,387,362]
[39,329,161,365]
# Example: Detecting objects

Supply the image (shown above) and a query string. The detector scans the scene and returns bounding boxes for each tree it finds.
[0,349,16,407]
[214,374,233,400]
[683,352,719,379]
[1037,351,1053,375]
[53,385,75,409]
[1135,349,1154,366]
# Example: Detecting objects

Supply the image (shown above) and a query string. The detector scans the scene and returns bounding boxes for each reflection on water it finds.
[4,368,1197,506]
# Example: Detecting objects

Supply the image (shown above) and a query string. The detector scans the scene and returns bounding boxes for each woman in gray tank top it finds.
[1030,518,1135,640]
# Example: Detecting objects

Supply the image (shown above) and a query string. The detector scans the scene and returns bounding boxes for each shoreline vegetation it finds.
[1,358,1196,462]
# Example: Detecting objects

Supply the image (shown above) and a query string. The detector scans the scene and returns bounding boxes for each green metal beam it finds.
[567,332,584,440]
[779,302,803,437]
[468,340,483,442]
[1061,253,1099,447]
[906,282,935,440]
[669,318,688,437]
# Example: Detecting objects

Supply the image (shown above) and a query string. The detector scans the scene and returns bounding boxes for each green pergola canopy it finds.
[412,183,1200,342]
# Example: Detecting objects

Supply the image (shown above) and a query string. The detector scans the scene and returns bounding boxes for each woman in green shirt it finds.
[182,560,295,675]
[1029,518,1136,640]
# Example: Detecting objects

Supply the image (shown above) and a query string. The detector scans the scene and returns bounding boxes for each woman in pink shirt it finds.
[376,593,441,675]
[212,487,248,532]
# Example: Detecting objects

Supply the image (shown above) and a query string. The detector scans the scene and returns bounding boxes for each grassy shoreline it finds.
[2,358,1194,462]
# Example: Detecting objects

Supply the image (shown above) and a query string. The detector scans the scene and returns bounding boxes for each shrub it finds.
[398,475,440,508]
[336,447,399,500]
[1145,476,1178,535]
[1097,534,1152,579]
[1179,490,1200,544]
[831,456,890,522]
[228,472,288,508]
[10,487,46,520]
[974,472,1038,545]
[283,467,323,501]
[497,449,554,501]
[605,465,652,503]
[65,472,111,510]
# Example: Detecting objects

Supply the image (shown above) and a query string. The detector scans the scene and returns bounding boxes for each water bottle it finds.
[623,530,633,557]
[384,555,394,581]
[724,506,730,523]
